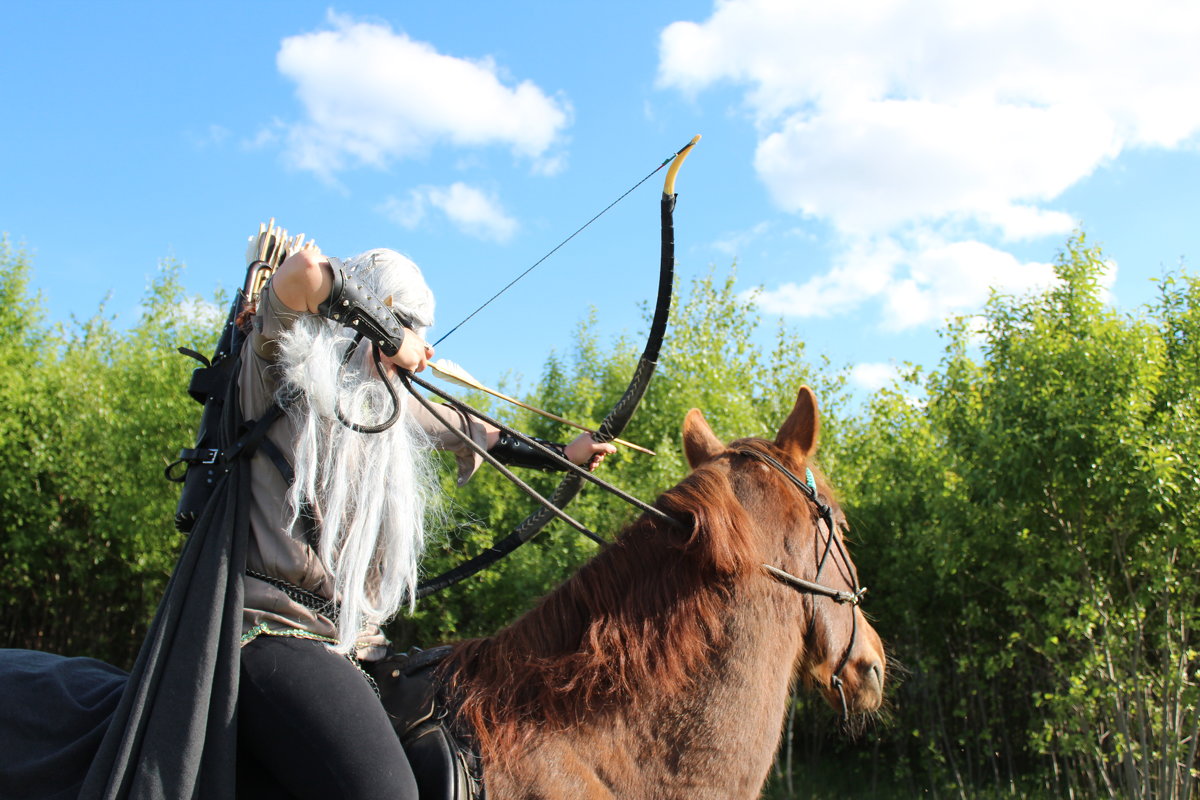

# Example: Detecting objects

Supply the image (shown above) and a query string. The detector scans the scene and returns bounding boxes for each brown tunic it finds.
[238,286,488,659]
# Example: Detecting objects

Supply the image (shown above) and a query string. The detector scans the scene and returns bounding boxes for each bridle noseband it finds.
[733,448,867,721]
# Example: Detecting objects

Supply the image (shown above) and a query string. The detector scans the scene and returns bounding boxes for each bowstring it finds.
[431,145,687,348]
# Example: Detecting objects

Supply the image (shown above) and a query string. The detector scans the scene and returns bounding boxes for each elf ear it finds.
[683,408,725,469]
[775,385,819,460]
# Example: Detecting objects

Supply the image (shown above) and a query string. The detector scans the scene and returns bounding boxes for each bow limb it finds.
[597,134,698,439]
[415,136,699,598]
[504,136,699,525]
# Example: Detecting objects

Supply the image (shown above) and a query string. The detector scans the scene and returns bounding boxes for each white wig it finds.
[275,248,441,654]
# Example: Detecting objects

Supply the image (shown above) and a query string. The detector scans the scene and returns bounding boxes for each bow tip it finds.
[664,135,701,196]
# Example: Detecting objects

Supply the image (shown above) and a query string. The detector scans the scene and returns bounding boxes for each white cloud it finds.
[380,182,517,243]
[1096,257,1119,300]
[243,121,284,150]
[850,362,901,392]
[750,233,1059,330]
[712,221,771,257]
[528,151,568,177]
[659,0,1200,326]
[751,99,1111,238]
[277,13,571,178]
[979,205,1078,242]
[428,183,518,242]
[883,239,1056,330]
[748,235,903,319]
[379,191,427,229]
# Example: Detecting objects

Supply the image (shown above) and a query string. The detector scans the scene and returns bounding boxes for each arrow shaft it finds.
[429,365,655,455]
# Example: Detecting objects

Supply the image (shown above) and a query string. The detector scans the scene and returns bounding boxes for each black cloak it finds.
[0,351,252,800]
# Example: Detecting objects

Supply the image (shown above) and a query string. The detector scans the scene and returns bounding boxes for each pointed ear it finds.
[775,385,820,459]
[683,408,725,468]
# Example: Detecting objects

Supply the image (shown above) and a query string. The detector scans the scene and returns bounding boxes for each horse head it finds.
[445,384,886,797]
[681,385,886,717]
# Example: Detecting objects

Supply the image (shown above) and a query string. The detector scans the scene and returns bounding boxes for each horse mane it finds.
[443,458,763,765]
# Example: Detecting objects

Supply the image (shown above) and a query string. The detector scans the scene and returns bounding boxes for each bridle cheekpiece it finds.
[733,448,868,720]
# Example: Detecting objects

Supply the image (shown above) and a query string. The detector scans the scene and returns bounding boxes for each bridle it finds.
[395,376,874,719]
[393,369,873,719]
[393,366,874,719]
[732,448,867,721]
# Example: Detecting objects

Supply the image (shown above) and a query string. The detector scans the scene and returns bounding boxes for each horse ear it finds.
[683,408,725,468]
[775,385,820,459]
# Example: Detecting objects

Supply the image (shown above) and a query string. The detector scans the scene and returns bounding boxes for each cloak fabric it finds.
[0,651,126,800]
[81,448,251,799]
[81,357,253,800]
[0,355,253,800]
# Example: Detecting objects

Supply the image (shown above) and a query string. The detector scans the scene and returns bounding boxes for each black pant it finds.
[238,635,418,799]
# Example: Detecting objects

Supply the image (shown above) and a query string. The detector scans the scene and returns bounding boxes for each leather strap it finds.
[488,432,570,472]
[317,257,411,357]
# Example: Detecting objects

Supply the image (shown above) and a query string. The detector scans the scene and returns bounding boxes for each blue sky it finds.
[3,1,1199,400]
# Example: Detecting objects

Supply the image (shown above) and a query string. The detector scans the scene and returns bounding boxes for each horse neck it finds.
[451,509,808,799]
[627,579,805,798]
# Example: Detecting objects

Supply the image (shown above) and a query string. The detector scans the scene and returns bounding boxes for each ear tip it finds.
[776,383,821,455]
[682,408,723,468]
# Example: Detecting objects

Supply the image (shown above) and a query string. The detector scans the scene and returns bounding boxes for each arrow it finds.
[428,358,656,456]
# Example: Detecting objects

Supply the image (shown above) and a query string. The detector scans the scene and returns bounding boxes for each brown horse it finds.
[445,385,886,799]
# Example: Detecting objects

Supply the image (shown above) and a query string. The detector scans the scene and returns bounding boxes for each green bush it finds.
[0,239,220,668]
[3,231,1197,796]
[838,235,1200,797]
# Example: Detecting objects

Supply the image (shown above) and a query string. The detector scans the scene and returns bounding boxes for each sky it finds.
[3,0,1199,402]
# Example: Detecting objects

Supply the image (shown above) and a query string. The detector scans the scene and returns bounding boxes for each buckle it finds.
[199,448,220,464]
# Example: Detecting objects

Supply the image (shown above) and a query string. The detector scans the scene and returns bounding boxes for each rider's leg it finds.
[238,635,418,800]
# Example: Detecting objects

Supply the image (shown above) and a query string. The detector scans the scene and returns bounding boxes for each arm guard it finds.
[317,257,411,356]
[489,432,570,472]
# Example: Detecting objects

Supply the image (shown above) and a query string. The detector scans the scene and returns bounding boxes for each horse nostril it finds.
[860,661,884,695]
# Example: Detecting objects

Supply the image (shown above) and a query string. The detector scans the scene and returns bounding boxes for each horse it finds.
[0,385,884,799]
[439,385,886,799]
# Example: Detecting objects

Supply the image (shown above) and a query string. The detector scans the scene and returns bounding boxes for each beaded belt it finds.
[245,569,340,621]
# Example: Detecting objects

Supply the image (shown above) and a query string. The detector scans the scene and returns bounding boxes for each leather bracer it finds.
[489,432,569,472]
[317,257,411,357]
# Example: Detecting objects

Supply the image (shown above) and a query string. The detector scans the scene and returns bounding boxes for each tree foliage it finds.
[0,238,220,667]
[838,234,1200,797]
[2,232,1198,796]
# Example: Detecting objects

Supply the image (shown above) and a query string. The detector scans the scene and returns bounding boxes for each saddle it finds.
[364,646,483,800]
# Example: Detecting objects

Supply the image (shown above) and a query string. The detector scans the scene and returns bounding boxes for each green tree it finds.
[839,234,1200,797]
[0,242,221,668]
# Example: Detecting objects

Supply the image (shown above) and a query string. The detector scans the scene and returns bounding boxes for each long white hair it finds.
[275,249,441,654]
